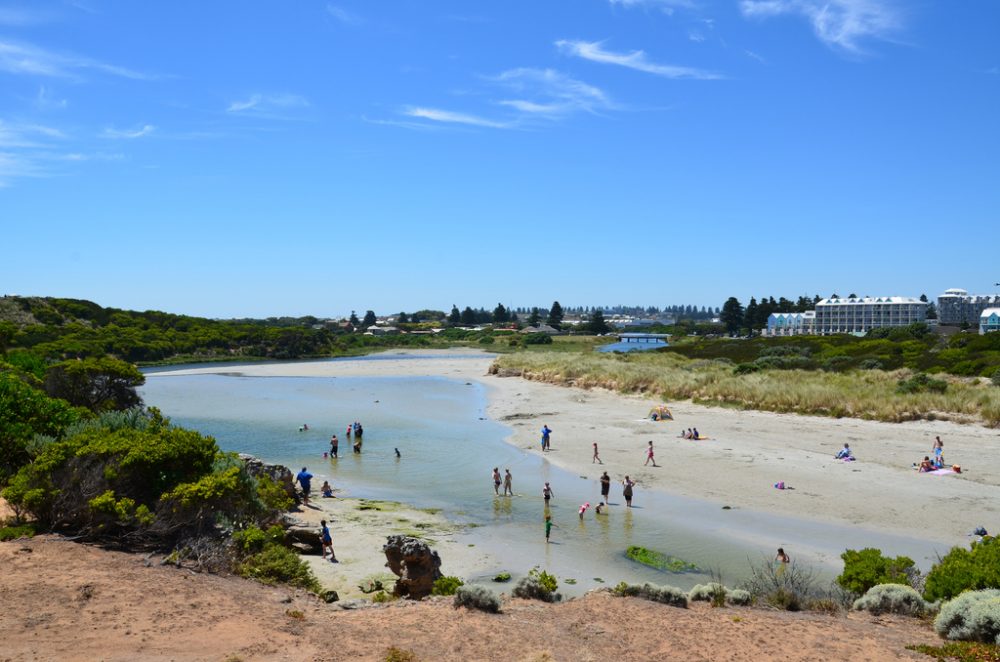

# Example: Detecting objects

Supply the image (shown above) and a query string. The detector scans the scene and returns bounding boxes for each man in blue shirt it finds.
[295,467,313,506]
[541,425,552,451]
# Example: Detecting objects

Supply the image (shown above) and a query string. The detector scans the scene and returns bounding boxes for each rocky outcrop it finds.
[285,526,322,555]
[383,535,442,600]
[239,454,296,501]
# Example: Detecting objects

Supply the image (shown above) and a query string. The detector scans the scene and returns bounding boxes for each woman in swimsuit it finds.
[622,476,635,508]
[600,471,611,503]
[543,482,554,503]
[492,467,502,495]
[503,469,513,496]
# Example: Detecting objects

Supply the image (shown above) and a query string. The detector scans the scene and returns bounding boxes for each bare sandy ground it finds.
[0,536,939,662]
[157,350,1000,549]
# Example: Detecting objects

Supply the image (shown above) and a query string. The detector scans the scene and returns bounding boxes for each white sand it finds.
[157,350,1000,549]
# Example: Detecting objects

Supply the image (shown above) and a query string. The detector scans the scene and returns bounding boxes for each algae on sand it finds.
[625,545,699,573]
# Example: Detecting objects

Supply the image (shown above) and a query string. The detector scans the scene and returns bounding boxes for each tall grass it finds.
[492,352,1000,426]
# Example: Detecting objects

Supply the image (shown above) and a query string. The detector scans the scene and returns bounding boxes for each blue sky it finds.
[1,0,997,318]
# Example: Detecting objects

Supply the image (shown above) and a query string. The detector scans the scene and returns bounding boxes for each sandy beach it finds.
[158,349,1000,553]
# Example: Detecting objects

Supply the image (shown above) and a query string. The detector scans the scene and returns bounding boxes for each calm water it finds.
[141,355,947,595]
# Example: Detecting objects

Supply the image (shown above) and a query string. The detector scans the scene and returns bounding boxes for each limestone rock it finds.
[383,535,442,600]
[239,454,296,501]
[286,526,322,554]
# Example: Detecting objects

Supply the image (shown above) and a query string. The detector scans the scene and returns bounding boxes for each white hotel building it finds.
[812,296,927,335]
[937,288,1000,326]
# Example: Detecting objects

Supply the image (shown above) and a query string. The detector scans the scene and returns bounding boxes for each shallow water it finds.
[141,355,949,596]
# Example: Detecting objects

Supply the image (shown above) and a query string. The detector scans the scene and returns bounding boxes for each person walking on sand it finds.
[592,442,602,464]
[543,482,554,504]
[330,434,339,458]
[545,515,558,543]
[622,475,635,508]
[644,440,657,467]
[503,469,513,496]
[320,520,338,563]
[492,467,502,495]
[600,471,611,504]
[541,425,552,451]
[295,467,313,506]
[933,436,944,459]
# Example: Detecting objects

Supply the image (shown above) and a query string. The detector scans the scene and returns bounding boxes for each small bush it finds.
[523,333,553,345]
[925,538,1000,602]
[992,370,1000,387]
[513,568,561,603]
[232,524,285,554]
[689,583,727,602]
[612,582,688,608]
[431,575,464,596]
[852,583,929,616]
[837,548,916,596]
[478,336,495,345]
[860,358,885,371]
[896,373,948,395]
[384,647,418,662]
[935,590,1000,643]
[907,641,1000,661]
[726,589,752,606]
[493,572,511,582]
[454,585,501,613]
[237,544,320,593]
[0,523,36,541]
[741,557,817,612]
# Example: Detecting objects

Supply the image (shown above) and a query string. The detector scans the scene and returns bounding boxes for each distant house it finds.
[365,326,401,336]
[520,324,561,335]
[980,308,1000,335]
[765,311,815,336]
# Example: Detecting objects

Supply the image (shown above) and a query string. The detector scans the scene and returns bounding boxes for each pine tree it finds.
[720,297,745,336]
[460,307,476,325]
[527,307,541,327]
[362,310,377,328]
[349,310,360,326]
[744,297,760,330]
[449,305,461,326]
[492,303,509,324]
[397,312,409,324]
[588,309,609,335]
[546,301,564,328]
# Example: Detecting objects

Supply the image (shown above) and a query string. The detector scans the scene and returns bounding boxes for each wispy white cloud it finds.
[493,67,613,117]
[0,120,65,148]
[740,0,901,53]
[688,30,705,43]
[556,40,722,80]
[101,124,155,139]
[35,85,68,110]
[325,4,362,26]
[226,93,310,119]
[0,39,156,79]
[0,7,57,26]
[402,107,512,129]
[744,49,767,64]
[607,0,696,15]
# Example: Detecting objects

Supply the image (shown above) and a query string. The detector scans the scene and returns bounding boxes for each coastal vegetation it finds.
[612,581,689,608]
[453,585,502,613]
[837,548,916,595]
[624,545,699,572]
[492,351,1000,426]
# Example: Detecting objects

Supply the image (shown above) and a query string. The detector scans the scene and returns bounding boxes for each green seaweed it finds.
[625,545,699,573]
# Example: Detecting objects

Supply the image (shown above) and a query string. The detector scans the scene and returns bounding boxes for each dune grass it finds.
[492,351,1000,426]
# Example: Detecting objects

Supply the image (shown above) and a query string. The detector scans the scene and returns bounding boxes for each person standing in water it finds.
[503,469,513,496]
[545,515,558,543]
[542,482,554,504]
[592,442,602,464]
[622,475,635,508]
[492,467,502,495]
[644,440,657,467]
[600,471,611,504]
[330,435,339,458]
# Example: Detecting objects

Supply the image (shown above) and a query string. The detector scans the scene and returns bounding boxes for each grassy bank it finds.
[492,351,1000,426]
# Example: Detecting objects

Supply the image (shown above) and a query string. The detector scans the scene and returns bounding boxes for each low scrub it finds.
[935,590,1000,644]
[236,540,320,593]
[454,585,501,613]
[0,523,36,541]
[613,582,688,608]
[431,575,464,596]
[925,537,1000,602]
[512,568,560,603]
[740,558,818,612]
[726,589,753,606]
[852,583,930,616]
[689,583,727,603]
[907,641,1000,661]
[837,548,916,596]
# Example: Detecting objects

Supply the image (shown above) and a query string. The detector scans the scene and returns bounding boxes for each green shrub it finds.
[689,583,727,602]
[522,333,553,345]
[740,558,817,612]
[453,585,501,613]
[896,373,948,395]
[726,589,752,606]
[907,641,1000,661]
[478,336,495,345]
[237,543,320,592]
[925,538,1000,602]
[512,568,560,602]
[852,583,929,616]
[822,355,853,372]
[992,369,1000,387]
[859,358,884,371]
[232,524,285,554]
[935,590,1000,643]
[0,523,36,541]
[492,572,511,582]
[837,548,916,596]
[612,582,688,608]
[431,575,464,596]
[384,647,418,662]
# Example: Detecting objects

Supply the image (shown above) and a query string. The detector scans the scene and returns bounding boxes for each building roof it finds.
[941,288,969,296]
[817,296,923,306]
[981,308,1000,319]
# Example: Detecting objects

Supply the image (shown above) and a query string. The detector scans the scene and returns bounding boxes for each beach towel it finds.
[928,468,957,476]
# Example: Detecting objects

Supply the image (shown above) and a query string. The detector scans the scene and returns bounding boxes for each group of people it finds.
[679,428,703,440]
[917,436,958,472]
[492,467,513,496]
[326,421,367,458]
